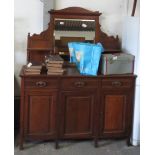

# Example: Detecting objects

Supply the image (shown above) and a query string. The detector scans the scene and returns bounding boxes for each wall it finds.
[126,0,140,17]
[121,0,140,146]
[14,0,43,95]
[43,0,54,30]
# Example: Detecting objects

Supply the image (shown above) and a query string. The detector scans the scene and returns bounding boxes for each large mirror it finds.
[54,18,95,60]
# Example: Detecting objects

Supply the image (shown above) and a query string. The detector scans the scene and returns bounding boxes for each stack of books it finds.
[24,65,42,75]
[46,55,65,75]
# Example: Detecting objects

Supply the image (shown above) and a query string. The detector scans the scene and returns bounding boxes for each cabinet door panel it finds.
[61,91,96,138]
[29,96,50,133]
[104,95,126,132]
[25,91,57,136]
[100,91,130,137]
[65,96,92,134]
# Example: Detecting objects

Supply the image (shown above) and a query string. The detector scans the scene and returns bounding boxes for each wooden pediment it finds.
[49,7,101,16]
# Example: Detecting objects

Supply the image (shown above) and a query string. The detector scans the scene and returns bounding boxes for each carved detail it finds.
[29,29,50,40]
[49,7,101,16]
[99,31,121,51]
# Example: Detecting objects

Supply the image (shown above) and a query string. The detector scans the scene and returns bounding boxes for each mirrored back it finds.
[53,18,95,59]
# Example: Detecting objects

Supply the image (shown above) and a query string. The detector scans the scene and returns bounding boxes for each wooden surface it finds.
[101,93,128,137]
[24,91,57,136]
[60,91,95,138]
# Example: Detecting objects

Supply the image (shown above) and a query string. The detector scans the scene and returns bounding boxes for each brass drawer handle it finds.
[112,81,122,87]
[36,81,47,87]
[74,81,85,88]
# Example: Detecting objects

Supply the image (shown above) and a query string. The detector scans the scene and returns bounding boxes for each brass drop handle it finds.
[36,81,46,87]
[74,81,85,87]
[112,81,122,87]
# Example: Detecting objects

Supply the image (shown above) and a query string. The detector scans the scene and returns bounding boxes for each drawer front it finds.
[102,78,132,89]
[25,78,59,89]
[61,78,98,90]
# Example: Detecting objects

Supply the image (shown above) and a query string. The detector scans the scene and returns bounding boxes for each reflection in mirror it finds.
[54,19,95,60]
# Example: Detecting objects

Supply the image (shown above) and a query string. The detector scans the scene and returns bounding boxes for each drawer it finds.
[61,78,98,90]
[102,78,132,89]
[25,78,59,89]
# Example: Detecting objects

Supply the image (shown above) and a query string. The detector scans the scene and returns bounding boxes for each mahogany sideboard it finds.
[19,65,136,149]
[19,7,136,150]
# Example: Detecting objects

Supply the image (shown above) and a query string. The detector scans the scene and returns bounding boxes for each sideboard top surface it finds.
[20,65,137,79]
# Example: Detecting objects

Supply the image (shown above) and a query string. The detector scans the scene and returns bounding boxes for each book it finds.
[47,66,64,70]
[46,55,64,64]
[48,69,65,73]
[27,66,42,69]
[24,72,40,75]
[24,65,41,75]
[47,61,64,64]
[47,72,64,75]
[25,64,42,73]
[47,63,63,67]
[25,70,40,73]
[25,68,41,71]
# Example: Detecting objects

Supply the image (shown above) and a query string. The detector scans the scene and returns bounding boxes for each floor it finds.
[14,131,140,155]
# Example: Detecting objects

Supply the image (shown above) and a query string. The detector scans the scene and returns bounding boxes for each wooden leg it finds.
[55,140,59,149]
[19,130,24,150]
[19,138,24,150]
[19,144,24,150]
[127,137,132,146]
[94,137,98,148]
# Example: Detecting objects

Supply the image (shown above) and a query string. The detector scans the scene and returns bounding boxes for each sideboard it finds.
[19,7,136,150]
[19,65,136,149]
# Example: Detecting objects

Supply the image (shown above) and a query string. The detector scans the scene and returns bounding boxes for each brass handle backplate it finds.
[74,81,86,88]
[112,81,122,87]
[36,81,47,87]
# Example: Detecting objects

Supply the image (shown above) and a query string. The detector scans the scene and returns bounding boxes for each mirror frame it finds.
[49,7,102,55]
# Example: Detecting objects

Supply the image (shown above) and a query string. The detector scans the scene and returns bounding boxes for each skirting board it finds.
[131,138,140,146]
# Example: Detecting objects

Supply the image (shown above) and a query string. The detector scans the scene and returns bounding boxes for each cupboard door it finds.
[100,91,132,137]
[60,91,96,138]
[24,91,57,138]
